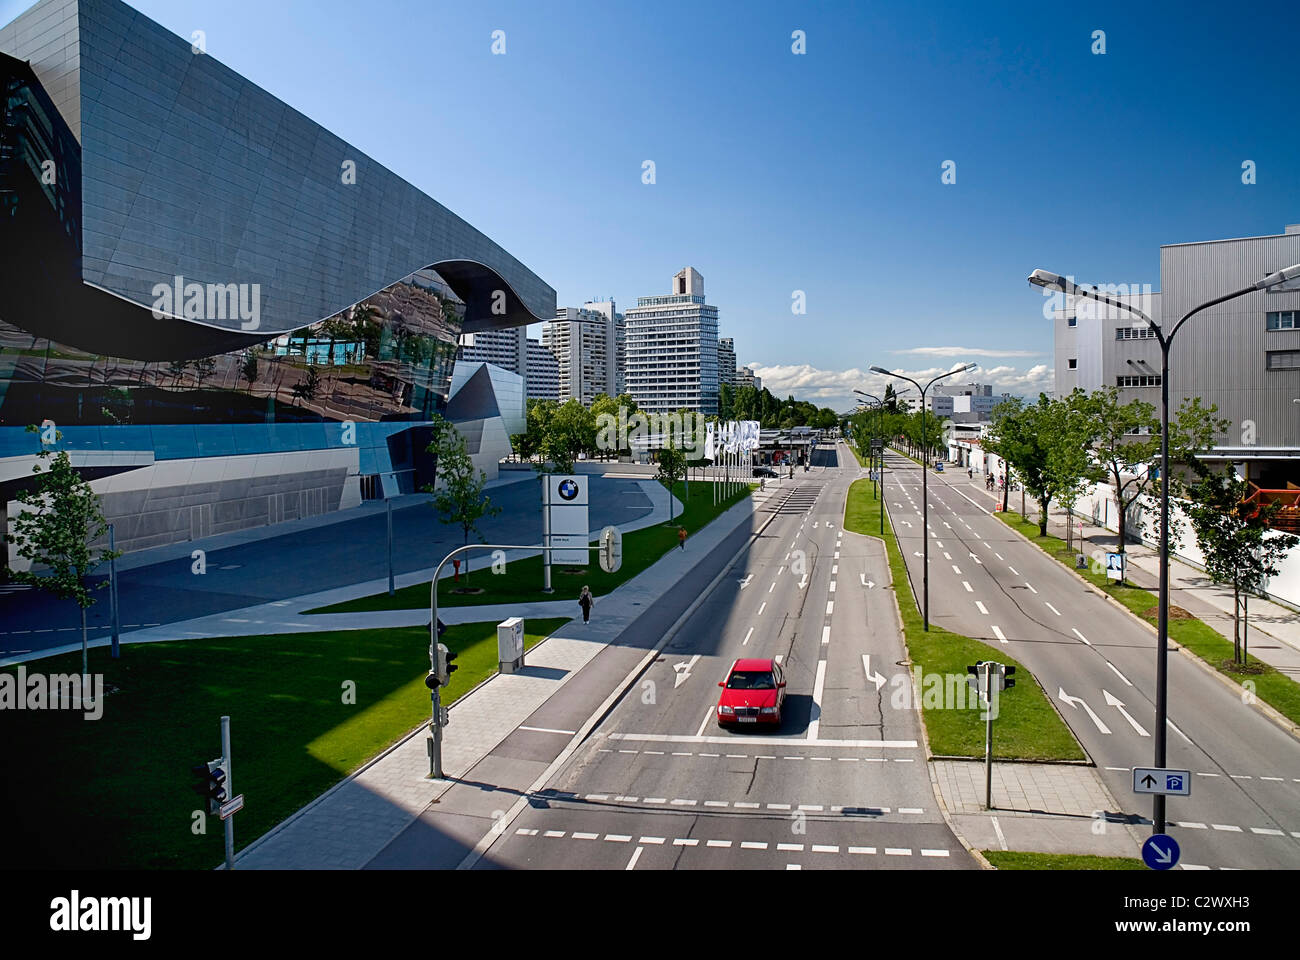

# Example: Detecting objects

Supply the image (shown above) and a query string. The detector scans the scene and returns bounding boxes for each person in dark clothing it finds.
[678,526,687,550]
[578,585,594,624]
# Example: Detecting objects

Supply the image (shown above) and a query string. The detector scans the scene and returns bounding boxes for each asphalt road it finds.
[0,475,653,657]
[885,450,1300,870]
[458,443,976,870]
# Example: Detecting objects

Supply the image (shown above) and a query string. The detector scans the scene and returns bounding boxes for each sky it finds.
[7,0,1299,413]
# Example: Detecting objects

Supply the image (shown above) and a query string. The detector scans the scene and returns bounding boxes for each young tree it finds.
[1046,389,1105,550]
[539,398,596,473]
[1183,460,1299,664]
[424,416,501,581]
[984,396,1025,514]
[9,426,120,683]
[193,356,217,390]
[241,349,260,394]
[656,437,689,523]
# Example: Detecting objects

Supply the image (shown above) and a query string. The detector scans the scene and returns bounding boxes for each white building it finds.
[625,267,720,414]
[460,327,526,376]
[736,365,762,392]
[543,301,625,405]
[526,339,561,400]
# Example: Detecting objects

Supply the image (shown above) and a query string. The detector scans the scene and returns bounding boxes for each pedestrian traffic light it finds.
[436,642,458,685]
[424,670,440,690]
[191,759,227,814]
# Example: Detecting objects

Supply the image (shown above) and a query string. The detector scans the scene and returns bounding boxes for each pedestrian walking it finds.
[967,466,973,480]
[578,585,594,624]
[678,526,687,550]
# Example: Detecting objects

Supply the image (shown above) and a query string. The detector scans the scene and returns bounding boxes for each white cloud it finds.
[745,361,1054,412]
[892,346,1043,358]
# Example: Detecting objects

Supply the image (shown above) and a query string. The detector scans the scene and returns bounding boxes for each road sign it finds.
[1141,834,1180,871]
[1133,767,1191,796]
[218,794,244,821]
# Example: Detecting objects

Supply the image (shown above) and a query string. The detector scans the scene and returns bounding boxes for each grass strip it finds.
[982,850,1145,870]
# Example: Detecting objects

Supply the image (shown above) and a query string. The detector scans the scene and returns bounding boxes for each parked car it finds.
[716,658,786,727]
[752,466,778,478]
[934,461,944,472]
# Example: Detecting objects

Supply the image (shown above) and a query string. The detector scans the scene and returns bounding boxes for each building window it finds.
[1067,358,1077,369]
[1115,326,1157,340]
[1266,349,1300,370]
[1067,316,1077,327]
[1116,375,1161,387]
[1267,311,1298,331]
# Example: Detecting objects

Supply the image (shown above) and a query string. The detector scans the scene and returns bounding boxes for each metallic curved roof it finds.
[0,0,554,359]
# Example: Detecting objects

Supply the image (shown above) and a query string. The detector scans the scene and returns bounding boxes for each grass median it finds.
[308,479,753,614]
[0,617,568,870]
[995,511,1300,728]
[843,476,1085,761]
[982,851,1145,870]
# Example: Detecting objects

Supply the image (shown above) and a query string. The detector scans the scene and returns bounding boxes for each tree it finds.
[1183,459,1299,664]
[537,398,596,474]
[241,349,260,394]
[986,395,1060,535]
[167,359,190,389]
[424,416,501,581]
[99,386,133,425]
[193,356,217,390]
[1046,389,1106,550]
[9,426,121,683]
[291,364,322,404]
[590,394,620,459]
[983,396,1024,513]
[656,437,689,523]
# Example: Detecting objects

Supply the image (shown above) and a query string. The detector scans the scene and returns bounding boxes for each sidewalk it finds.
[234,487,766,868]
[945,471,1300,682]
[932,760,1143,859]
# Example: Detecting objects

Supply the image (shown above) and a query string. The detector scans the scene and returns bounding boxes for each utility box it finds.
[498,617,525,674]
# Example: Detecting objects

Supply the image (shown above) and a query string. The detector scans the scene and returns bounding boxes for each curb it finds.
[996,513,1300,744]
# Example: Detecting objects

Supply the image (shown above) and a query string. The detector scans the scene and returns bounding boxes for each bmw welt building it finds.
[0,0,554,563]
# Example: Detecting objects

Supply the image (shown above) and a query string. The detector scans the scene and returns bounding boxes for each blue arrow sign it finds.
[1142,834,1180,871]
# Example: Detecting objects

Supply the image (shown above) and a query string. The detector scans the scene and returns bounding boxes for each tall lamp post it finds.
[1028,264,1300,835]
[870,363,978,631]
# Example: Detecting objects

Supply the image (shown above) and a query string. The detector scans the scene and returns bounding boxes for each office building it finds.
[717,337,737,388]
[526,340,561,400]
[736,366,762,392]
[625,267,720,414]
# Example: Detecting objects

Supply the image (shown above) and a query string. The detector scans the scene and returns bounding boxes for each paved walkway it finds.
[933,760,1143,859]
[234,483,783,868]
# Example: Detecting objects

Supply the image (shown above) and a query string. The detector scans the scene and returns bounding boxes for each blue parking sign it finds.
[1142,834,1180,871]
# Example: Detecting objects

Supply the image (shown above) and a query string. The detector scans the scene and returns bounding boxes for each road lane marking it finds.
[1071,628,1090,646]
[975,601,989,614]
[1025,583,1038,594]
[1167,719,1192,744]
[757,602,766,615]
[519,726,578,735]
[829,581,836,593]
[1044,601,1061,616]
[991,817,1008,850]
[769,582,775,592]
[951,565,962,574]
[743,627,754,646]
[962,581,973,592]
[809,659,828,740]
[826,601,834,615]
[695,706,714,737]
[1008,566,1019,576]
[821,626,830,645]
[944,553,952,560]
[991,625,1007,644]
[1105,661,1131,685]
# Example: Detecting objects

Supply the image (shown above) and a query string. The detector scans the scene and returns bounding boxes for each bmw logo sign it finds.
[558,479,580,501]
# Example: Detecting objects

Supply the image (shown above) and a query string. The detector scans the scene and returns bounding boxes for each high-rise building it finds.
[736,366,762,392]
[527,339,561,400]
[543,301,625,405]
[624,267,720,414]
[717,337,737,388]
[460,328,527,376]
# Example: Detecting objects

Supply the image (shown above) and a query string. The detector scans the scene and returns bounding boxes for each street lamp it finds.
[1029,262,1300,835]
[870,362,978,631]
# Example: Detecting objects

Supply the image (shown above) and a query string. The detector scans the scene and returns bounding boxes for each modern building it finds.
[526,339,561,400]
[735,366,762,392]
[625,267,720,415]
[717,337,737,388]
[1053,223,1300,484]
[0,0,554,564]
[902,383,1006,423]
[544,301,625,405]
[461,328,528,377]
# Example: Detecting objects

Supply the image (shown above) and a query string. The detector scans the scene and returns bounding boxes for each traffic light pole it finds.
[221,715,234,871]
[427,540,609,779]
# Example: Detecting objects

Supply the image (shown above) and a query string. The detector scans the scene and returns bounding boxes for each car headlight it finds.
[718,705,734,715]
[760,707,777,714]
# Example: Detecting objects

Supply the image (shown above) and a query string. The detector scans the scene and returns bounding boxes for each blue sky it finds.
[7,0,1299,411]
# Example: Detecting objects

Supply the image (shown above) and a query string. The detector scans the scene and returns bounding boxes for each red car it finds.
[716,658,786,727]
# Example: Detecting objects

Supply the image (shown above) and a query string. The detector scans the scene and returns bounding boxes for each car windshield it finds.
[727,670,775,690]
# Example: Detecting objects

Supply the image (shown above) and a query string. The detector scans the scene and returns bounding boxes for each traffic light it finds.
[436,618,447,638]
[424,670,440,690]
[1003,665,1016,689]
[436,642,458,685]
[191,759,227,814]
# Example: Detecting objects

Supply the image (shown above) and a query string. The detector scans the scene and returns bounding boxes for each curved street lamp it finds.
[869,362,978,630]
[1028,263,1300,835]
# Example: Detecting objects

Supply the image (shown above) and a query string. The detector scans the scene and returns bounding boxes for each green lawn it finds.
[997,511,1300,728]
[983,851,1145,870]
[844,478,1085,761]
[308,480,753,614]
[0,617,568,870]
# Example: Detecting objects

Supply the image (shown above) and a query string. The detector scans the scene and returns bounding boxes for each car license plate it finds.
[738,716,757,723]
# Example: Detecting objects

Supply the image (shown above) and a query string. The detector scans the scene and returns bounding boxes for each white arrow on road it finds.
[813,521,820,528]
[1103,690,1150,737]
[900,520,913,528]
[969,553,982,565]
[798,576,808,589]
[860,574,875,588]
[861,655,887,692]
[913,551,924,557]
[673,654,701,689]
[1057,687,1112,734]
[738,575,753,589]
